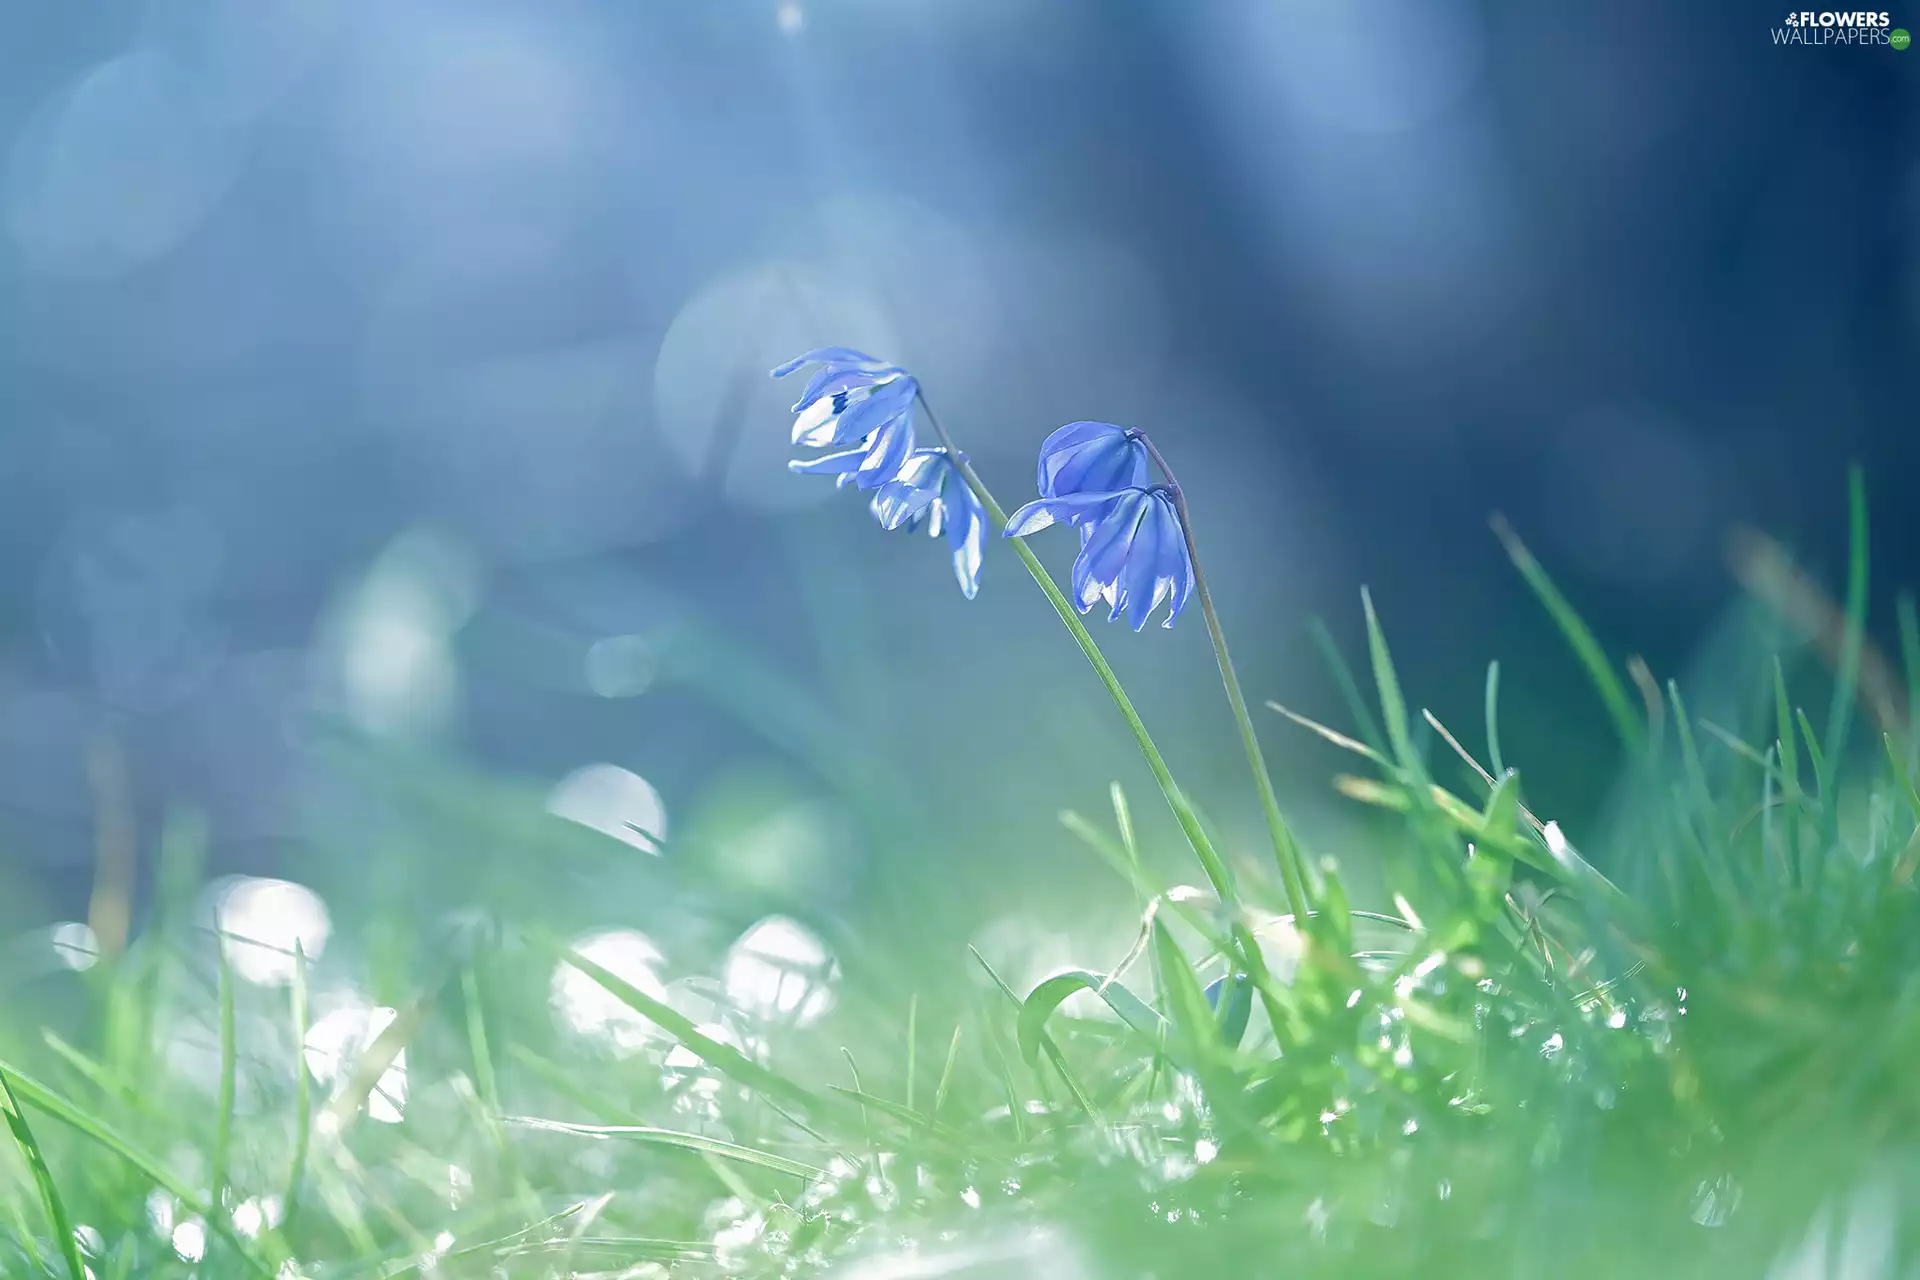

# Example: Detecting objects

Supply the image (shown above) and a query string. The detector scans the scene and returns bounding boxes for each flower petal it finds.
[791,367,901,415]
[771,346,884,378]
[788,445,870,475]
[1071,492,1147,614]
[1034,421,1122,490]
[791,395,842,447]
[1124,498,1164,631]
[1002,489,1137,538]
[1158,496,1195,627]
[950,495,985,599]
[1038,422,1150,501]
[870,478,937,530]
[851,414,915,489]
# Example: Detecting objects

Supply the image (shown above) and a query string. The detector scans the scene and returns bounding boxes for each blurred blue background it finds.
[0,0,1912,978]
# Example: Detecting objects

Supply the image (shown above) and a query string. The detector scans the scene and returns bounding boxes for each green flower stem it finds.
[915,397,1238,906]
[1134,432,1313,921]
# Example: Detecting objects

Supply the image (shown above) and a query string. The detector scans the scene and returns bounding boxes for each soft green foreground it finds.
[4,487,1920,1279]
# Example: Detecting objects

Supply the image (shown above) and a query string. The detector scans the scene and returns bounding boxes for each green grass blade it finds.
[1797,707,1829,798]
[931,1025,962,1128]
[1310,616,1388,754]
[1823,467,1870,770]
[502,1116,824,1180]
[320,980,437,1138]
[1059,810,1158,899]
[506,1044,642,1123]
[211,928,237,1210]
[1883,732,1920,822]
[1899,590,1920,770]
[1774,657,1801,798]
[0,1061,277,1276]
[1017,971,1174,1068]
[968,947,1100,1124]
[1485,660,1506,778]
[1669,683,1720,845]
[285,942,312,1232]
[904,993,919,1115]
[1110,782,1139,869]
[1491,514,1643,754]
[542,933,835,1121]
[39,1031,176,1130]
[825,1088,981,1150]
[0,1071,85,1280]
[1360,587,1420,778]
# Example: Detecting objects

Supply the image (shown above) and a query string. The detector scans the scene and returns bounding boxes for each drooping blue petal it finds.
[858,448,986,598]
[791,394,845,447]
[1154,494,1195,627]
[792,365,902,415]
[850,411,915,490]
[771,347,885,378]
[1038,421,1150,503]
[870,476,938,530]
[949,494,985,599]
[1003,490,1137,538]
[787,445,870,476]
[810,377,915,450]
[1071,490,1150,618]
[1123,495,1164,631]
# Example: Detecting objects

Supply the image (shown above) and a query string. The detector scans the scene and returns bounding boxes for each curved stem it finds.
[915,396,1238,905]
[1132,433,1313,922]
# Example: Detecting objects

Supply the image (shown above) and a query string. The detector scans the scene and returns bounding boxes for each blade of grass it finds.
[931,1025,962,1129]
[461,963,536,1214]
[211,927,237,1212]
[968,947,1100,1124]
[541,933,836,1122]
[319,976,443,1138]
[1823,467,1870,770]
[0,1061,278,1276]
[1798,708,1830,799]
[1310,616,1387,754]
[1900,591,1920,771]
[1018,971,1175,1067]
[1485,660,1506,778]
[904,993,919,1115]
[1775,658,1802,799]
[39,1031,177,1130]
[284,942,312,1233]
[825,1089,980,1151]
[1060,810,1158,899]
[1491,514,1643,754]
[0,1071,84,1280]
[502,1116,824,1180]
[506,1044,641,1123]
[1628,655,1665,758]
[1883,732,1920,823]
[1361,587,1421,778]
[1268,701,1391,769]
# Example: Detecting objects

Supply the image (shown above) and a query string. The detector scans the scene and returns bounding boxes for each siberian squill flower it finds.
[869,448,987,598]
[1034,421,1149,510]
[1004,484,1193,630]
[774,347,917,490]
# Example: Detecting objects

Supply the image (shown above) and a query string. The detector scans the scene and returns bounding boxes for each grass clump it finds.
[1,479,1917,1279]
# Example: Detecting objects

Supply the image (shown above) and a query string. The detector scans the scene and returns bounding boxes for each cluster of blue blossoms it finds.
[776,348,1195,629]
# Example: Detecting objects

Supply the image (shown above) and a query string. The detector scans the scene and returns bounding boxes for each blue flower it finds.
[869,448,987,599]
[1004,485,1194,630]
[1035,421,1150,507]
[774,347,918,490]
